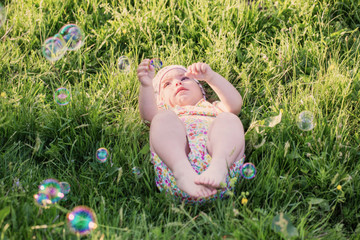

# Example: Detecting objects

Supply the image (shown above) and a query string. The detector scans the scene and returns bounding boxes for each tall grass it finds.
[0,0,359,239]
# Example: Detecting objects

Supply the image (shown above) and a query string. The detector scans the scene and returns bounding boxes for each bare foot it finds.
[174,170,217,198]
[194,161,228,188]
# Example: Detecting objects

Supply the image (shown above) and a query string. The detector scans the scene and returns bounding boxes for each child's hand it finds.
[137,59,155,87]
[185,62,214,82]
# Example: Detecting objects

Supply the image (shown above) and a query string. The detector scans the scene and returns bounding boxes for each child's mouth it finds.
[176,87,187,95]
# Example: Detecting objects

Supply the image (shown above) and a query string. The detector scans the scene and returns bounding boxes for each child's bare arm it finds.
[137,59,158,124]
[206,71,243,115]
[185,63,243,115]
[139,84,158,123]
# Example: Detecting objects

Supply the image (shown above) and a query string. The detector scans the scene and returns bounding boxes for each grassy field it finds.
[1,0,360,239]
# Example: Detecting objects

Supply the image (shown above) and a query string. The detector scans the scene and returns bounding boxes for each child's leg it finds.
[195,112,245,188]
[150,110,217,198]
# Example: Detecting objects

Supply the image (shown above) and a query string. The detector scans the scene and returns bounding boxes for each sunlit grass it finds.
[0,0,359,239]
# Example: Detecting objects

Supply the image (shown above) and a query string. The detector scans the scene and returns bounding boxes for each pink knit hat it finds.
[152,65,206,103]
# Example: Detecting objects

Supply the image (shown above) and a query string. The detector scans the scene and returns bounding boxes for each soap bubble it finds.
[296,110,315,131]
[42,35,67,62]
[150,58,163,70]
[66,206,98,236]
[96,148,108,163]
[0,4,6,28]
[118,56,130,71]
[38,179,64,204]
[59,24,84,51]
[240,163,256,179]
[33,193,52,208]
[54,87,71,106]
[132,167,143,178]
[60,182,71,195]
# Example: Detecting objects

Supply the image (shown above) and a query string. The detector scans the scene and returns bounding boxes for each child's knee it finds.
[217,112,239,120]
[152,110,177,123]
[217,112,243,127]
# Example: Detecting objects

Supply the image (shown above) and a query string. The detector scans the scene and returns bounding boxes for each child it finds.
[137,59,246,203]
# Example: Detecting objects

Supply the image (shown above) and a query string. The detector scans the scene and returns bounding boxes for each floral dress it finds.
[150,98,245,204]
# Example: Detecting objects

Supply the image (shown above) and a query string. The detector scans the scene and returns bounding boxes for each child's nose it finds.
[175,81,182,86]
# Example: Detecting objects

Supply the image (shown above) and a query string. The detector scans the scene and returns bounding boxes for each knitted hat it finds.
[152,65,206,103]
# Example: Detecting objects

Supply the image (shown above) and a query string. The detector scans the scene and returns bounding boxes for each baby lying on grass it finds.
[137,59,245,203]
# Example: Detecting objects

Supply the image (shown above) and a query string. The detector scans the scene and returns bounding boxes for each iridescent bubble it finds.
[60,182,71,195]
[59,24,84,51]
[54,87,71,106]
[33,193,52,208]
[240,163,256,179]
[132,167,143,178]
[38,179,64,204]
[150,58,163,70]
[296,110,315,131]
[42,35,67,62]
[118,56,130,71]
[66,206,98,236]
[96,148,108,163]
[0,4,6,28]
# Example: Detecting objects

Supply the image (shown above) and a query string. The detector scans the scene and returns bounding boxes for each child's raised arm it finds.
[185,63,243,115]
[137,59,158,124]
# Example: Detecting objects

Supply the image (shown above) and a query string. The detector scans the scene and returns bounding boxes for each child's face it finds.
[159,69,203,108]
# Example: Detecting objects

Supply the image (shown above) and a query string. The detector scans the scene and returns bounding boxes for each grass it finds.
[0,0,359,239]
